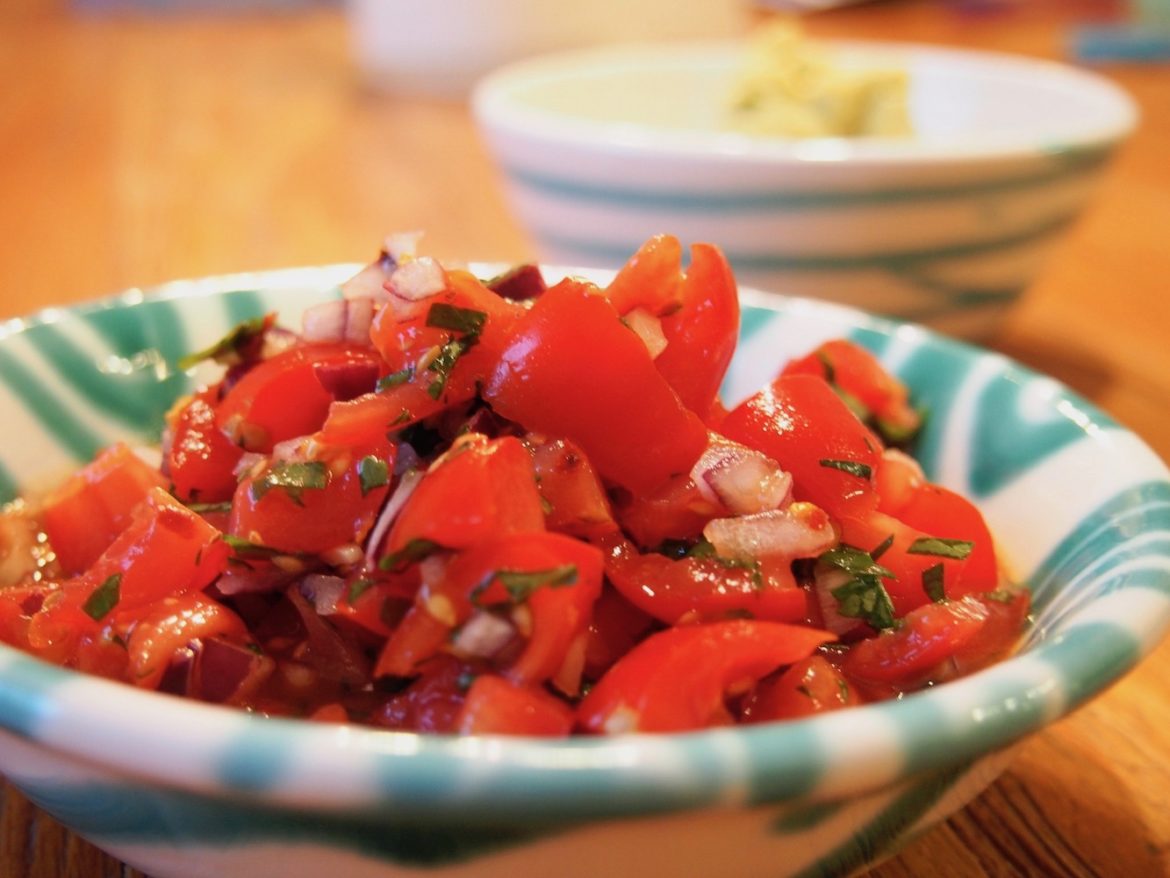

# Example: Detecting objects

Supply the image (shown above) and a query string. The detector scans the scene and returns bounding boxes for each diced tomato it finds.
[383,433,545,558]
[217,343,381,453]
[26,489,229,662]
[167,385,244,504]
[582,585,658,681]
[127,593,248,689]
[530,437,618,541]
[376,531,603,684]
[781,339,920,439]
[612,472,722,549]
[721,374,881,520]
[577,619,835,733]
[602,535,809,626]
[40,443,167,575]
[604,234,684,316]
[891,483,999,595]
[485,278,707,494]
[374,655,477,733]
[740,654,859,723]
[841,590,1029,696]
[455,674,574,736]
[230,437,395,555]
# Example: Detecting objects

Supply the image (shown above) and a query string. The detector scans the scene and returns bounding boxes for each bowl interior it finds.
[473,41,1137,162]
[0,266,1167,820]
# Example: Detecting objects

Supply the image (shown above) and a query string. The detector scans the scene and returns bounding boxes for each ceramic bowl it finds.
[0,266,1168,878]
[472,41,1137,338]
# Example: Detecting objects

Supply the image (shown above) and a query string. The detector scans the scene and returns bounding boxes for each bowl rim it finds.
[0,264,1168,821]
[471,38,1139,168]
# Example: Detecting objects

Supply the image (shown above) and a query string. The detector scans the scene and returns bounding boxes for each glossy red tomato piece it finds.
[739,654,859,723]
[841,590,1029,695]
[530,437,619,541]
[612,472,722,549]
[376,531,603,684]
[602,536,810,626]
[167,386,243,504]
[26,488,229,661]
[604,233,684,316]
[892,483,999,595]
[40,443,167,575]
[577,619,835,733]
[455,674,574,736]
[127,593,248,689]
[781,339,916,430]
[485,278,708,495]
[374,655,477,733]
[383,433,545,557]
[217,343,381,453]
[721,374,881,520]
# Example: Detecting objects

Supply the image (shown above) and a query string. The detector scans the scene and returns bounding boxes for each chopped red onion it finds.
[387,257,446,302]
[691,440,793,515]
[365,468,423,567]
[703,503,836,562]
[812,567,865,637]
[487,263,546,301]
[314,359,380,401]
[450,611,515,659]
[623,307,668,359]
[303,297,376,347]
[194,637,275,704]
[383,230,423,264]
[285,587,370,687]
[299,574,347,616]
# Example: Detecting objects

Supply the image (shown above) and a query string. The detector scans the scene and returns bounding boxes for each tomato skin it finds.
[384,433,545,557]
[230,437,395,555]
[603,536,809,626]
[167,386,244,504]
[25,489,229,662]
[40,443,167,575]
[578,619,835,733]
[217,343,381,453]
[721,374,881,520]
[604,234,684,316]
[376,531,603,684]
[740,654,859,723]
[841,590,1029,696]
[612,472,722,549]
[485,279,708,495]
[653,243,740,419]
[530,437,619,541]
[456,674,574,736]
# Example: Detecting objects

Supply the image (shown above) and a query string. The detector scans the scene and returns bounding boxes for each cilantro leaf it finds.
[426,337,471,400]
[907,537,974,560]
[358,455,389,496]
[923,563,946,603]
[177,314,273,371]
[819,458,873,480]
[426,303,487,336]
[347,577,376,604]
[379,538,441,572]
[250,461,330,506]
[820,544,897,630]
[83,573,121,621]
[377,366,414,392]
[471,564,579,606]
[222,534,282,560]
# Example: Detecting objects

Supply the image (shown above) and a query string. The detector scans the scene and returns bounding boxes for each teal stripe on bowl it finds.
[0,461,18,505]
[503,148,1109,213]
[533,211,1076,274]
[0,651,71,737]
[0,345,106,463]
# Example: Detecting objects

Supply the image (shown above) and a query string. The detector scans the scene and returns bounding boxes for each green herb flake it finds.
[796,684,814,701]
[819,458,873,480]
[184,500,233,515]
[426,303,488,336]
[820,544,897,630]
[347,577,377,604]
[907,537,974,560]
[251,460,330,506]
[377,367,414,392]
[390,408,413,427]
[177,314,273,371]
[815,350,836,384]
[426,337,470,400]
[923,562,947,603]
[836,679,851,703]
[870,534,895,562]
[222,534,282,560]
[358,455,389,496]
[82,573,122,621]
[379,538,441,572]
[496,564,578,603]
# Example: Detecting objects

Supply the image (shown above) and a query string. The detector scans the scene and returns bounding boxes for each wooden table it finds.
[1,1,1168,875]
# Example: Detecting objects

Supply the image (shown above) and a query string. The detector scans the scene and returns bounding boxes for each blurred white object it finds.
[347,0,748,98]
[473,40,1137,338]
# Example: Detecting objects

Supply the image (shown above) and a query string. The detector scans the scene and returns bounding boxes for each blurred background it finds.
[1,0,1169,875]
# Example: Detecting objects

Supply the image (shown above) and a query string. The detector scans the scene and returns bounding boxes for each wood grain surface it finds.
[1,1,1168,876]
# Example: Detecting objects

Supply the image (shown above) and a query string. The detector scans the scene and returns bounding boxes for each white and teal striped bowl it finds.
[472,42,1137,339]
[0,266,1167,878]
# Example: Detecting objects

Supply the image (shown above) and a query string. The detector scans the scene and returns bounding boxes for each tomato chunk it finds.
[485,279,708,494]
[456,674,574,736]
[577,619,834,733]
[167,386,243,504]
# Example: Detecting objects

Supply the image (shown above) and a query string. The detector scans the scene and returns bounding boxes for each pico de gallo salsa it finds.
[0,234,1029,735]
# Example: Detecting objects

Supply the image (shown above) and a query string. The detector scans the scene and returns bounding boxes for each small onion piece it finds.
[703,502,836,563]
[387,256,446,302]
[383,230,423,264]
[812,567,866,637]
[299,574,347,616]
[364,468,424,567]
[450,612,516,659]
[302,297,377,346]
[623,307,668,359]
[691,439,793,515]
[341,259,394,303]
